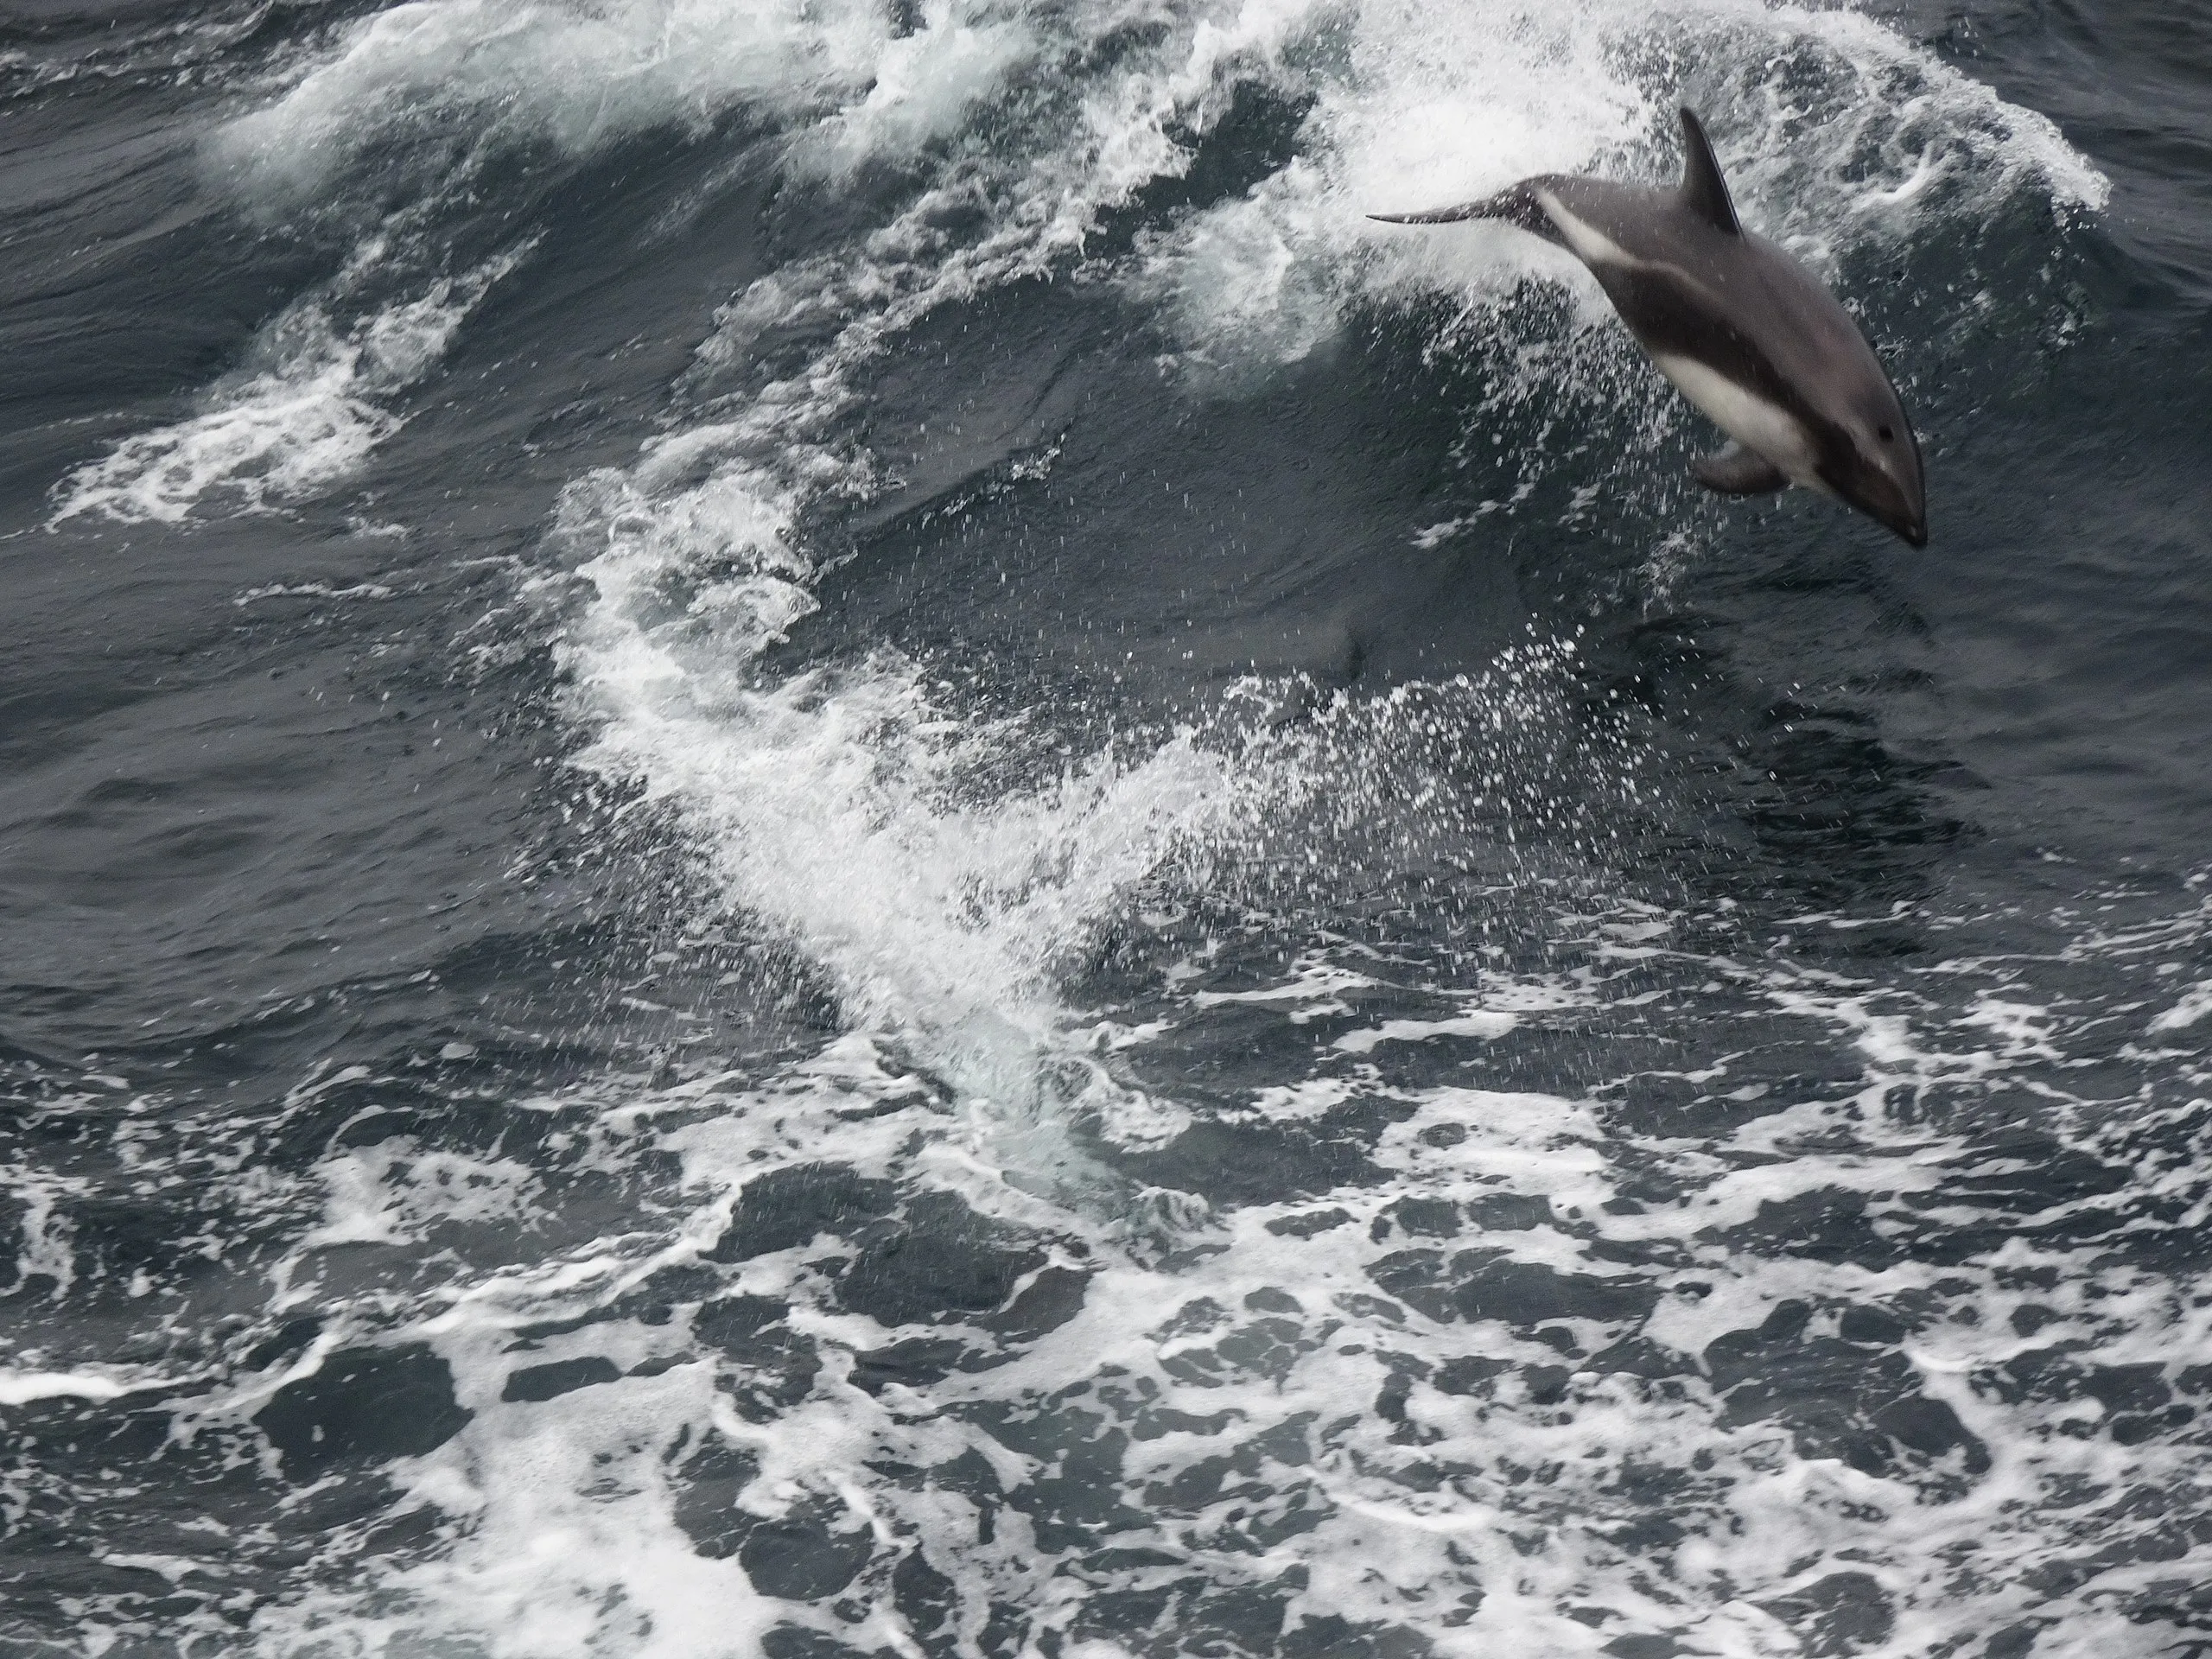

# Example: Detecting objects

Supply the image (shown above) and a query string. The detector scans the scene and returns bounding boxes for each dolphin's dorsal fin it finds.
[1676,107,1740,236]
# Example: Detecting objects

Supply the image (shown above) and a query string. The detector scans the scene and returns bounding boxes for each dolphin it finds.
[1372,108,1927,546]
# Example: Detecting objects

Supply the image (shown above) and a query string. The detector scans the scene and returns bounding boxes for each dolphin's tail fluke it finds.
[1368,182,1555,240]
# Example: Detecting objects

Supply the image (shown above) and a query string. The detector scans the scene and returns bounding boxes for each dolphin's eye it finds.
[1878,425,1895,442]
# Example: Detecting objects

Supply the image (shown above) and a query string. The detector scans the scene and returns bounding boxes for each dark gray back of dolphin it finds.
[1373,109,1927,547]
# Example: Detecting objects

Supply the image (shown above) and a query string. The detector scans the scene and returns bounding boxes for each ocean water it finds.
[4,0,2212,1652]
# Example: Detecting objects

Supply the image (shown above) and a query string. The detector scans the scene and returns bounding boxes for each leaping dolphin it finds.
[1373,109,1927,547]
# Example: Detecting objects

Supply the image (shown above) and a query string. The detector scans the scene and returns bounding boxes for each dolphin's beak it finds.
[1878,497,1929,549]
[1840,460,1928,549]
[1887,480,1929,549]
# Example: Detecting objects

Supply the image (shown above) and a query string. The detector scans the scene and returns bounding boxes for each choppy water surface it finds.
[5,0,2212,1653]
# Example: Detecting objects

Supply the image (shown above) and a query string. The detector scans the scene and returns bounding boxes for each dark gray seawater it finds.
[4,0,2212,1653]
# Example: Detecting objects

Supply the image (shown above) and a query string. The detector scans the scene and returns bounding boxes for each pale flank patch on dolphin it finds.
[1648,353,1827,493]
[1531,187,1640,272]
[1370,105,1929,547]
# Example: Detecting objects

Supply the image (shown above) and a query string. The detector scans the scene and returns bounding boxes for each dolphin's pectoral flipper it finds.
[1368,183,1558,242]
[1693,442,1788,495]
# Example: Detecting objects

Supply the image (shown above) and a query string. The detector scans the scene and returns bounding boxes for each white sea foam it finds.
[233,580,397,606]
[559,613,1254,1166]
[221,887,2212,1656]
[79,0,2103,526]
[1192,956,1375,1017]
[51,246,524,525]
[2149,978,2212,1033]
[1332,1007,1518,1052]
[520,0,2110,1135]
[209,0,928,198]
[3,1169,84,1298]
[0,1370,151,1406]
[1125,0,2108,371]
[87,0,2154,1653]
[297,1141,544,1252]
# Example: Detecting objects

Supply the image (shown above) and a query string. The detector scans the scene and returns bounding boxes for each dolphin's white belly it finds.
[1649,352,1826,492]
